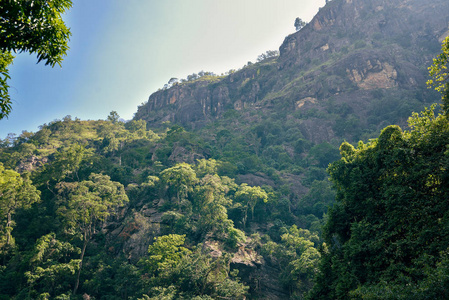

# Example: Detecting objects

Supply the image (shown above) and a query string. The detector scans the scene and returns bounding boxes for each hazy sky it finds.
[0,0,325,138]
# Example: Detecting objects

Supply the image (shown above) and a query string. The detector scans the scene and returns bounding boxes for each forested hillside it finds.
[0,116,323,299]
[1,0,449,299]
[134,0,448,227]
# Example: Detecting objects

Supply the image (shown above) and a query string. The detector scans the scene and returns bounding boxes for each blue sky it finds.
[1,0,324,138]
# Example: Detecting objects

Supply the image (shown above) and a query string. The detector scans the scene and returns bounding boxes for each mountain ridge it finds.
[1,0,449,299]
[135,0,449,138]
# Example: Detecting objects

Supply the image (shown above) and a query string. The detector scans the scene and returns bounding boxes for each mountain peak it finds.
[135,0,448,142]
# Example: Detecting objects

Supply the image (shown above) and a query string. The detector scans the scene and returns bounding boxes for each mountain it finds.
[135,0,448,144]
[1,0,449,299]
[132,0,449,233]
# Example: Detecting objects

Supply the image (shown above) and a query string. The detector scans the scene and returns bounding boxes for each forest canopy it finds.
[310,37,449,299]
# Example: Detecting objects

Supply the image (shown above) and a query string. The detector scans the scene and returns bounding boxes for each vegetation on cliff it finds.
[1,0,449,299]
[0,115,324,299]
[0,0,73,119]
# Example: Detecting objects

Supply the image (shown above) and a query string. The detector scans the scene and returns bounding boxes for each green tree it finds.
[0,163,40,248]
[141,236,248,299]
[234,183,268,227]
[126,119,148,138]
[142,234,190,278]
[166,247,248,299]
[428,36,449,113]
[193,174,232,236]
[0,0,72,119]
[262,225,320,298]
[33,144,87,187]
[107,111,120,123]
[56,173,128,295]
[194,159,219,178]
[160,163,198,207]
[310,108,449,299]
[24,233,80,298]
[298,180,335,217]
[294,17,306,31]
[308,142,340,168]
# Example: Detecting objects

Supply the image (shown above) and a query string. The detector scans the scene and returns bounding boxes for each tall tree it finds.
[56,173,128,295]
[0,0,72,119]
[194,174,231,236]
[0,163,40,248]
[107,110,120,123]
[160,163,198,207]
[235,183,268,227]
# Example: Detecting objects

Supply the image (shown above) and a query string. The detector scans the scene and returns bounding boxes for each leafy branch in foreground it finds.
[0,0,73,119]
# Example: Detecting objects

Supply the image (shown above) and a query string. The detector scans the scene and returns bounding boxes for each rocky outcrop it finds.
[202,239,288,299]
[346,60,398,90]
[17,155,48,173]
[135,0,448,130]
[105,205,162,262]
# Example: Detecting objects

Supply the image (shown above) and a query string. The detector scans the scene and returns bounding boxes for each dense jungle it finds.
[1,0,449,299]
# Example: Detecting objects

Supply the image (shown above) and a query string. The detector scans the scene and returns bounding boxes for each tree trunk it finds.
[73,232,88,295]
[6,212,12,246]
[242,207,248,229]
[250,203,255,222]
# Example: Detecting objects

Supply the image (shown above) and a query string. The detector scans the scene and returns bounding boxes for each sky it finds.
[0,0,325,138]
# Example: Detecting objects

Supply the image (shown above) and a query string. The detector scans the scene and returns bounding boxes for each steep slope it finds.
[135,0,449,144]
[1,1,449,299]
[132,0,449,237]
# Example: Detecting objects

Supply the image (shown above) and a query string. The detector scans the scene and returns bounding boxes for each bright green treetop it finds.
[160,163,198,205]
[235,183,268,227]
[143,234,190,277]
[0,163,40,248]
[427,36,449,113]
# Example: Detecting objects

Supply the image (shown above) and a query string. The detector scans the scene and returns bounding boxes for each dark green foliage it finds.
[0,0,72,119]
[25,233,80,299]
[311,106,449,299]
[308,142,340,168]
[0,51,13,119]
[294,17,306,31]
[0,164,40,249]
[298,180,335,217]
[139,234,248,299]
[262,225,321,298]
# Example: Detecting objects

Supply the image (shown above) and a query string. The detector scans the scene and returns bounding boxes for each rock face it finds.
[135,0,449,133]
[17,155,48,172]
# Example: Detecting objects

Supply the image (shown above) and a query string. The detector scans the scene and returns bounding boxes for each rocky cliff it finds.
[135,0,449,139]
